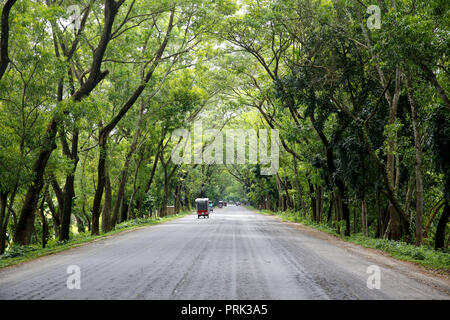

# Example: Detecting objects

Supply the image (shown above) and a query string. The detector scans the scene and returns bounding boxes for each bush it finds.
[0,244,39,259]
[350,235,450,269]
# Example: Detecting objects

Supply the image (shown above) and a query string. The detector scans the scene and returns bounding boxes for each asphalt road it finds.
[0,205,449,300]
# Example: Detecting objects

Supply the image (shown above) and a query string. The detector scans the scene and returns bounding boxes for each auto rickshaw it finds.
[218,200,223,208]
[196,198,210,219]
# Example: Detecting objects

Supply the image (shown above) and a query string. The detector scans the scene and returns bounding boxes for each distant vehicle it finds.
[218,201,223,208]
[195,198,210,219]
[224,201,227,207]
[236,201,240,206]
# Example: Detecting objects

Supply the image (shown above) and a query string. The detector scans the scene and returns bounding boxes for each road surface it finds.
[0,206,449,299]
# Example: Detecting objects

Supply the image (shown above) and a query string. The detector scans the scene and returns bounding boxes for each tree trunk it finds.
[385,68,403,240]
[293,156,306,214]
[406,74,424,246]
[81,203,91,232]
[0,193,8,254]
[101,173,112,233]
[275,174,284,212]
[315,186,323,223]
[45,188,60,238]
[50,176,64,231]
[37,196,48,248]
[59,129,79,241]
[14,120,57,245]
[424,199,444,238]
[126,153,143,220]
[120,201,128,223]
[6,185,18,229]
[175,183,182,214]
[361,153,368,236]
[184,188,191,212]
[435,201,449,250]
[335,193,342,234]
[309,183,316,221]
[111,165,129,228]
[337,181,350,236]
[0,0,17,81]
[144,139,163,195]
[74,214,85,234]
[161,174,169,218]
[405,175,415,223]
[376,188,385,238]
[91,139,107,235]
[361,198,368,237]
[281,176,293,210]
[0,194,12,253]
[327,192,334,223]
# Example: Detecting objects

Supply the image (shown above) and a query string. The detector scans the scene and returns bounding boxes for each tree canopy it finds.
[0,0,448,254]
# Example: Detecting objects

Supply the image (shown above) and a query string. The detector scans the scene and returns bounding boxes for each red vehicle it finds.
[196,198,210,219]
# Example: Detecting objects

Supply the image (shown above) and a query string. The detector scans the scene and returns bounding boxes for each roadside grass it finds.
[0,211,192,269]
[249,206,450,272]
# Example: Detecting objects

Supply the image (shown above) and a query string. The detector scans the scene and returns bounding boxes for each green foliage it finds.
[350,235,450,270]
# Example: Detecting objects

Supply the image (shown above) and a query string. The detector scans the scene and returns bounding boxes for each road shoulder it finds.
[248,206,450,291]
